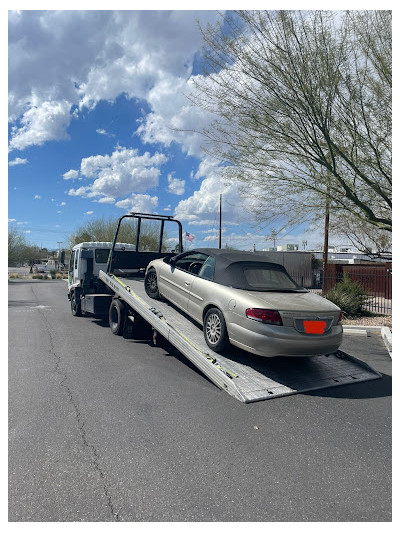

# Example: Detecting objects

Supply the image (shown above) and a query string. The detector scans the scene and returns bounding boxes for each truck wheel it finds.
[71,292,82,316]
[203,308,229,353]
[109,299,125,335]
[144,268,160,299]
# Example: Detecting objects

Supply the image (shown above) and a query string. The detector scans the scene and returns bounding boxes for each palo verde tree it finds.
[192,10,391,237]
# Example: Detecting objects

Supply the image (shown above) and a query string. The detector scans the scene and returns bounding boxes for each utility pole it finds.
[219,194,222,249]
[266,228,278,249]
[322,171,331,293]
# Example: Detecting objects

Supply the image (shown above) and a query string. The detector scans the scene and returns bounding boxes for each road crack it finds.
[30,285,121,521]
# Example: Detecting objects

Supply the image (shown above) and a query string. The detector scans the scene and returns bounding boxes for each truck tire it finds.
[71,292,82,316]
[109,299,125,335]
[203,307,229,353]
[144,268,160,299]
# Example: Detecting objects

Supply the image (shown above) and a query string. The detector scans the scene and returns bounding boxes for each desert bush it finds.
[324,273,369,316]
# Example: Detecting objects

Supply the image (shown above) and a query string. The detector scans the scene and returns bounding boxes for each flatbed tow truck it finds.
[68,213,381,403]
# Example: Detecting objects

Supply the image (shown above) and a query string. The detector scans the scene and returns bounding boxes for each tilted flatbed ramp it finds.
[99,271,381,403]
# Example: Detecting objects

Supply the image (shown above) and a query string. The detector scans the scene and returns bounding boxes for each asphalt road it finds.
[8,279,392,522]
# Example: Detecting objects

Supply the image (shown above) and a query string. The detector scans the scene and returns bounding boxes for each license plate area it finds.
[294,317,333,334]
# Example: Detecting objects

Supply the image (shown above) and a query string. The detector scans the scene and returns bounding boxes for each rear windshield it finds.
[222,262,305,291]
[243,266,299,290]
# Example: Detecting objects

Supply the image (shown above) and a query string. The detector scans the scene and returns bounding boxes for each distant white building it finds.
[277,244,299,252]
[262,244,299,252]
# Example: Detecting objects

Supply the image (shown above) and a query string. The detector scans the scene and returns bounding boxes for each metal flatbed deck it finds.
[99,271,381,403]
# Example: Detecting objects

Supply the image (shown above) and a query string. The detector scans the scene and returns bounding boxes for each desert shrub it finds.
[50,269,57,279]
[32,274,45,279]
[324,273,369,316]
[55,272,64,279]
[8,273,19,279]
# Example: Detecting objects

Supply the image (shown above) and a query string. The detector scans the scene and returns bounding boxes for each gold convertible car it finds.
[144,248,343,357]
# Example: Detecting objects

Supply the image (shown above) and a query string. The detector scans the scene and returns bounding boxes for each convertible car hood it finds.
[243,290,340,312]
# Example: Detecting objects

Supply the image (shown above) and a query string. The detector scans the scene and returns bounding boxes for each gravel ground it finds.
[343,316,392,328]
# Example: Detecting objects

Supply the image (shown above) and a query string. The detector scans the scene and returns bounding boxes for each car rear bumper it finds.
[227,319,343,357]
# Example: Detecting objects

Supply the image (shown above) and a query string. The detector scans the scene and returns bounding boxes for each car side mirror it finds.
[169,256,177,266]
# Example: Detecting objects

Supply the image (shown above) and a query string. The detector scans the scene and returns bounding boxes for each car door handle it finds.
[184,281,191,286]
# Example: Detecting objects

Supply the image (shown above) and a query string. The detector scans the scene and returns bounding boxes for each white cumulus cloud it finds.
[96,196,116,204]
[115,193,158,213]
[9,99,71,152]
[9,157,28,166]
[167,173,185,195]
[67,147,167,201]
[8,10,221,152]
[63,169,80,180]
[174,172,244,226]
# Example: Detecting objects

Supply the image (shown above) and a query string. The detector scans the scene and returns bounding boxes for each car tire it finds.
[71,292,82,316]
[144,268,160,299]
[109,299,125,335]
[204,307,229,353]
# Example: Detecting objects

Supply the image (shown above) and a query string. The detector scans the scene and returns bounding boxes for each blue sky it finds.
[8,8,338,252]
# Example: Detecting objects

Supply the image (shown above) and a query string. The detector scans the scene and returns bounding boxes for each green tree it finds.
[70,216,164,251]
[8,228,28,266]
[192,10,391,235]
[324,273,369,316]
[8,228,42,266]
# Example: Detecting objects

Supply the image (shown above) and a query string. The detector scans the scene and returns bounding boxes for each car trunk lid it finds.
[243,290,340,330]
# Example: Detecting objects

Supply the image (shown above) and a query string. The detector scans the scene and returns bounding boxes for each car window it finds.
[198,256,215,281]
[243,266,298,290]
[95,249,110,264]
[174,253,209,274]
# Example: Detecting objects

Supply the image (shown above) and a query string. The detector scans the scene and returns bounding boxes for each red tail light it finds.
[246,308,283,326]
[338,311,343,324]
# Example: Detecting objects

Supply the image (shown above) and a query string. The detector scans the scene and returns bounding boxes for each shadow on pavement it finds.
[304,372,391,400]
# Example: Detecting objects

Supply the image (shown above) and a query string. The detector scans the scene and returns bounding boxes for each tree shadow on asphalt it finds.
[304,372,391,400]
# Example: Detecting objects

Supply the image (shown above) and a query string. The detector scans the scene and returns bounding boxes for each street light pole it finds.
[57,241,63,271]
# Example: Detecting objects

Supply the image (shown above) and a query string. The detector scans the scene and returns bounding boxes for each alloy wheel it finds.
[206,313,222,345]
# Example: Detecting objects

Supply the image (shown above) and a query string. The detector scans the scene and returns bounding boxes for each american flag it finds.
[184,231,194,242]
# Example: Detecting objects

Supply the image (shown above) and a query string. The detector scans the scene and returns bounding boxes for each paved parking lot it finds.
[9,279,392,521]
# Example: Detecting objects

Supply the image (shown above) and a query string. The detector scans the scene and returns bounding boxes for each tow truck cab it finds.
[67,213,183,317]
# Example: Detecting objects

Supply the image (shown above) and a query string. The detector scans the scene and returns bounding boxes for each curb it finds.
[343,325,392,358]
[381,326,392,358]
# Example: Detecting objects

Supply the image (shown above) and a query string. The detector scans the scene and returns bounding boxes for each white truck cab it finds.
[68,242,137,316]
[68,242,140,288]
